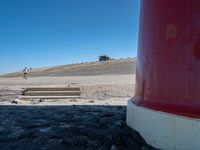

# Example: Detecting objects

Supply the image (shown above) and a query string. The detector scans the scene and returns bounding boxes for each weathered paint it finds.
[134,0,200,118]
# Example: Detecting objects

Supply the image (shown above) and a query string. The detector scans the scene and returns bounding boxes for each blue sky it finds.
[0,0,140,74]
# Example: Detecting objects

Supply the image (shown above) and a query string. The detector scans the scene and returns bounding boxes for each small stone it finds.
[0,127,4,133]
[111,144,118,150]
[11,100,17,104]
[142,147,146,150]
[60,124,72,129]
[59,139,64,144]
[99,117,115,128]
[87,140,99,148]
[8,129,24,139]
[14,99,26,104]
[88,100,95,103]
[114,121,122,127]
[39,127,52,133]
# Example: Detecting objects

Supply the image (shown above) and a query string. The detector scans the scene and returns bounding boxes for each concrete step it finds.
[20,96,81,100]
[21,87,82,100]
[23,91,81,96]
[25,87,81,92]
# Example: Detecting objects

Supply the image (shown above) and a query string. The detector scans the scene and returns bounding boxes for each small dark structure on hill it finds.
[99,55,112,61]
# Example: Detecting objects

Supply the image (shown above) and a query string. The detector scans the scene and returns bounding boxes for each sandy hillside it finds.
[0,58,136,78]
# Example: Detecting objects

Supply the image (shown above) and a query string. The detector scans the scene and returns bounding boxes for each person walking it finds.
[23,67,28,79]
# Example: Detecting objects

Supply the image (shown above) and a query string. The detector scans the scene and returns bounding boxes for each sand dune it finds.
[1,58,136,78]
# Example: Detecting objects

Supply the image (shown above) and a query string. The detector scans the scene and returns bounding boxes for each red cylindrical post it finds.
[127,0,200,149]
[134,0,200,119]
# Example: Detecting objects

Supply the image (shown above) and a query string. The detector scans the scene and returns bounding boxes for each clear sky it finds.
[0,0,140,74]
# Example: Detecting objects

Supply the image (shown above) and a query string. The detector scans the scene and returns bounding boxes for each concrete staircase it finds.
[20,87,81,100]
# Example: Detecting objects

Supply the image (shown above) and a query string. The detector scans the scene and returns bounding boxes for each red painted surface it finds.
[134,0,200,118]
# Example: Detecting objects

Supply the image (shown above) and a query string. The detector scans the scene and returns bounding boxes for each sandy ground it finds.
[0,75,135,104]
[0,75,156,150]
[0,75,135,87]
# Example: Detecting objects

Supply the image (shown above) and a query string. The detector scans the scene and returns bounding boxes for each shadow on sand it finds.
[0,105,155,150]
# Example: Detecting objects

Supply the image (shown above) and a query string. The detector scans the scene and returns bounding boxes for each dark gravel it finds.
[0,105,156,150]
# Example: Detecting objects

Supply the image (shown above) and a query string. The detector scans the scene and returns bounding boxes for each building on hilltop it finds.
[99,55,112,61]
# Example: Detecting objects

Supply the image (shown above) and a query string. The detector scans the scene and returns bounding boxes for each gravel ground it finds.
[0,105,156,150]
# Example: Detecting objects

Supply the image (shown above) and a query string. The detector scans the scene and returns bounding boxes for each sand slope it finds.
[1,58,136,78]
